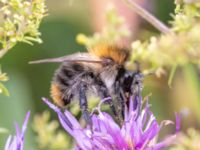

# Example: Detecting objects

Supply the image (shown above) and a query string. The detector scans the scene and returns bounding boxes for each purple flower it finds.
[43,97,180,150]
[4,111,30,150]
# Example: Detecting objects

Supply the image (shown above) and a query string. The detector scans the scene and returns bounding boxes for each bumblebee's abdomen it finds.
[51,83,65,107]
[51,62,91,107]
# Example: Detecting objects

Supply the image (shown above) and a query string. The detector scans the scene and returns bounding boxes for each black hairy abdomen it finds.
[53,62,94,105]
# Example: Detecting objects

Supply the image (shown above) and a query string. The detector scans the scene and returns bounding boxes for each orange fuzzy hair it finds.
[89,45,129,65]
[50,83,64,107]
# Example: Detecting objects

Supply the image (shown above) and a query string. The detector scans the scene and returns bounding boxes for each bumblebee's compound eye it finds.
[102,57,114,66]
[132,73,143,93]
[121,71,133,93]
[133,74,142,84]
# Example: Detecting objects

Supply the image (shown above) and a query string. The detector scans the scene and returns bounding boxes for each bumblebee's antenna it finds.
[134,60,141,73]
[29,52,103,64]
[29,59,102,64]
[29,57,66,64]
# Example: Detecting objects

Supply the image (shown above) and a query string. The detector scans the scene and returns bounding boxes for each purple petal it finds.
[42,97,73,131]
[42,97,62,113]
[43,96,179,150]
[129,96,134,115]
[147,135,177,150]
[4,136,12,150]
[14,123,21,140]
[4,111,30,150]
[43,98,93,149]
[63,110,81,130]
[175,113,181,133]
[21,111,30,135]
[98,112,129,150]
[72,129,93,149]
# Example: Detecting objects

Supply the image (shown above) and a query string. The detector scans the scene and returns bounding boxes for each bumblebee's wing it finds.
[29,52,103,64]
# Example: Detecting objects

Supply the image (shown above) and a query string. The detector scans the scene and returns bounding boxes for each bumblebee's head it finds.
[122,71,143,94]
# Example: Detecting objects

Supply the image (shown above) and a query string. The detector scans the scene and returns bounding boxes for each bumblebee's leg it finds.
[132,73,143,117]
[79,83,91,124]
[99,86,117,116]
[109,81,124,125]
[116,81,126,120]
[119,87,126,118]
[107,100,117,116]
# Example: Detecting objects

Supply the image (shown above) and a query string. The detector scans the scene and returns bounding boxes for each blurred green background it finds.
[0,0,200,149]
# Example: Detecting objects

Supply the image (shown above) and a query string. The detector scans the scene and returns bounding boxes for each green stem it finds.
[123,0,172,34]
[0,42,12,58]
[168,64,177,87]
[0,49,8,58]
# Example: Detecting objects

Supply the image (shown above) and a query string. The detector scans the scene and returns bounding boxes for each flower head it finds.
[4,111,30,150]
[43,97,180,150]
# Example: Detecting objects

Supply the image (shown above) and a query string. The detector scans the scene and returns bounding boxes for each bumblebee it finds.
[30,45,143,124]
